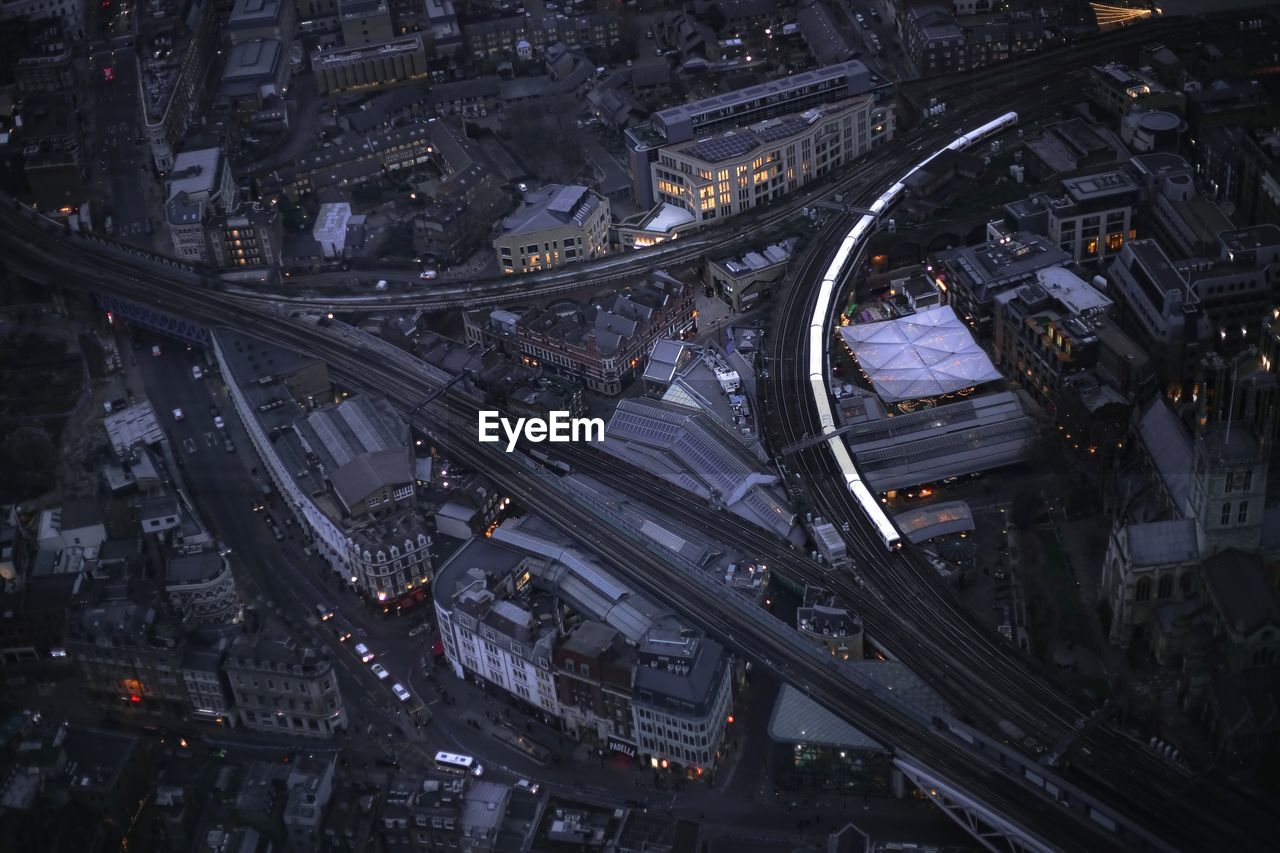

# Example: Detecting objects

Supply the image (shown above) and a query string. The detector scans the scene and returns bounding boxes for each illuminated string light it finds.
[1090,3,1155,27]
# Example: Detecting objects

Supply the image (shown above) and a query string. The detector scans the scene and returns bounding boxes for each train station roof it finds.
[837,305,1001,402]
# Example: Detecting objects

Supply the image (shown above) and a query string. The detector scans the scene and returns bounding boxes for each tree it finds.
[702,4,726,34]
[0,425,57,501]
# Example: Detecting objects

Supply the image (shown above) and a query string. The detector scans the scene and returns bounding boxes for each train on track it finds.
[806,111,1020,552]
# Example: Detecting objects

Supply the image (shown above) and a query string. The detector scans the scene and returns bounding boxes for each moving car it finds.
[355,643,375,663]
[172,408,184,421]
[191,365,202,379]
[392,683,411,702]
[151,345,162,357]
[408,622,431,638]
[514,779,541,795]
[371,663,390,680]
[316,604,335,622]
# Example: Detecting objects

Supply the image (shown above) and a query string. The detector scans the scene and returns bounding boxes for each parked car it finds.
[371,663,390,681]
[408,623,431,638]
[392,683,411,702]
[151,344,162,357]
[191,365,202,379]
[224,438,236,453]
[172,408,184,421]
[213,415,225,430]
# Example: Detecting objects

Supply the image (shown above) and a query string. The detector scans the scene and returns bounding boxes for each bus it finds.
[435,751,483,777]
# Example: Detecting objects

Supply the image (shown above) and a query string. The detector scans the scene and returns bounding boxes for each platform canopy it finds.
[837,305,1001,402]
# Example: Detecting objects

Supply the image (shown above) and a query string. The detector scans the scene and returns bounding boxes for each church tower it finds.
[1186,350,1275,556]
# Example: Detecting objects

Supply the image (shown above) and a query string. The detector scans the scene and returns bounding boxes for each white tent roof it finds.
[837,305,1001,402]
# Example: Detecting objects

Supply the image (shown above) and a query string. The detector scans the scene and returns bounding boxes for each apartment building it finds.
[462,12,618,60]
[225,630,348,737]
[464,272,696,394]
[275,124,434,199]
[493,185,610,274]
[312,34,428,94]
[650,97,890,228]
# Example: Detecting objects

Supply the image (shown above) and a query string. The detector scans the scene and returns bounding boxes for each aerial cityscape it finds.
[0,0,1278,851]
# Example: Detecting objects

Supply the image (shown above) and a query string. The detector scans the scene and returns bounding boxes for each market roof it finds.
[837,305,1002,402]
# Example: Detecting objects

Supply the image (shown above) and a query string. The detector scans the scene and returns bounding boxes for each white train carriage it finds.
[804,113,1019,551]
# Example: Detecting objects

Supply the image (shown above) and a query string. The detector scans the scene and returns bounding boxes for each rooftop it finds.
[1203,549,1280,637]
[676,102,857,165]
[228,0,284,25]
[165,550,227,586]
[1125,518,1199,568]
[500,184,602,236]
[222,38,282,82]
[837,305,1002,403]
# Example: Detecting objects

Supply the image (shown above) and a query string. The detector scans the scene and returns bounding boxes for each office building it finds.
[555,621,637,746]
[706,241,794,312]
[930,229,1072,334]
[217,37,290,118]
[312,34,428,94]
[138,0,219,172]
[166,146,239,262]
[1103,239,1209,398]
[165,550,239,625]
[433,517,735,774]
[1004,169,1141,265]
[0,0,84,38]
[12,18,76,95]
[493,184,610,274]
[650,97,891,228]
[206,202,285,270]
[65,587,188,718]
[993,267,1113,412]
[225,630,348,737]
[625,60,884,207]
[212,331,434,605]
[226,0,296,46]
[339,0,392,46]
